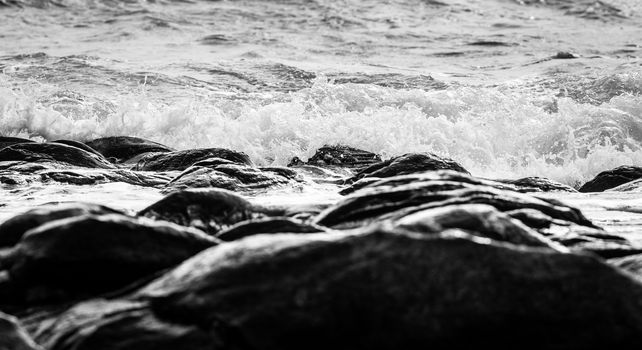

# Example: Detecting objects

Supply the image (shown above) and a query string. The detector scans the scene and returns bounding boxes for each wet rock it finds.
[317,180,593,230]
[0,311,42,350]
[3,214,216,305]
[138,189,266,235]
[610,254,642,281]
[164,163,301,193]
[394,204,560,249]
[133,227,642,349]
[0,202,122,248]
[0,143,115,169]
[348,153,469,183]
[134,148,252,171]
[40,169,171,187]
[554,51,577,59]
[29,299,216,350]
[51,140,102,157]
[498,176,577,192]
[340,171,520,195]
[288,145,382,168]
[86,136,175,163]
[0,136,35,150]
[579,166,642,192]
[216,217,326,242]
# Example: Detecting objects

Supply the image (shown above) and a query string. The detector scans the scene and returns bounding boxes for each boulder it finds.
[134,148,252,171]
[288,145,381,168]
[579,166,642,192]
[0,143,115,169]
[51,140,102,157]
[0,311,42,350]
[3,214,217,305]
[0,202,122,248]
[0,136,35,150]
[138,189,265,235]
[131,227,642,349]
[348,153,469,183]
[164,163,301,194]
[40,169,171,187]
[498,176,577,192]
[216,217,326,242]
[85,136,175,163]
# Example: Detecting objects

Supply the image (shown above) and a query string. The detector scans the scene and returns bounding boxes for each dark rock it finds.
[498,176,577,192]
[340,171,520,195]
[28,299,216,350]
[138,189,266,235]
[610,254,642,281]
[85,136,175,163]
[348,153,469,183]
[0,202,122,248]
[288,145,382,168]
[0,311,42,350]
[317,180,594,230]
[133,227,642,349]
[579,166,642,192]
[40,169,171,187]
[554,51,577,59]
[609,179,642,192]
[0,136,35,150]
[51,140,102,157]
[216,217,326,242]
[164,163,301,194]
[134,148,252,171]
[394,204,560,249]
[0,143,115,169]
[3,214,217,305]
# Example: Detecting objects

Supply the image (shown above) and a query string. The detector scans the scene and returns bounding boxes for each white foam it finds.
[2,75,642,187]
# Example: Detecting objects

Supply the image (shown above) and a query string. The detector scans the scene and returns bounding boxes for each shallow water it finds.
[0,0,641,225]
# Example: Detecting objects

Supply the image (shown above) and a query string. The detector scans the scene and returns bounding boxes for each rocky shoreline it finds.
[2,136,642,349]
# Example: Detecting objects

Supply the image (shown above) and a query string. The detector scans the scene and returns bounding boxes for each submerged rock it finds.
[164,163,301,193]
[0,143,115,169]
[86,136,175,163]
[216,217,326,242]
[40,169,171,187]
[3,214,216,305]
[128,227,642,349]
[0,202,122,248]
[0,136,35,150]
[288,145,382,168]
[348,153,469,183]
[579,165,642,192]
[134,148,252,171]
[0,311,42,350]
[498,176,577,192]
[138,189,265,235]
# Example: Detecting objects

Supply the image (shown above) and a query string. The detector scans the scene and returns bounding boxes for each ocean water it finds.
[1,0,641,231]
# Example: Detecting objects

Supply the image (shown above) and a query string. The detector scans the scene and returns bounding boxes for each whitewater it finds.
[1,0,641,234]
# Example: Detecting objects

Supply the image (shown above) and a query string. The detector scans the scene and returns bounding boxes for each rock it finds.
[51,140,102,157]
[40,169,171,187]
[554,51,577,59]
[348,153,469,183]
[133,227,642,349]
[28,299,216,350]
[133,148,252,171]
[216,217,326,242]
[579,166,642,192]
[317,180,594,230]
[138,189,266,235]
[0,311,42,350]
[0,143,115,169]
[0,136,35,150]
[498,177,577,192]
[288,145,382,168]
[340,171,520,195]
[85,136,175,163]
[394,204,560,249]
[3,214,217,305]
[0,202,122,248]
[164,163,301,194]
[606,178,642,192]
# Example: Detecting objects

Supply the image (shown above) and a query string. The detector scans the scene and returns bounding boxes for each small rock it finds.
[288,145,382,168]
[85,136,175,163]
[579,166,642,192]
